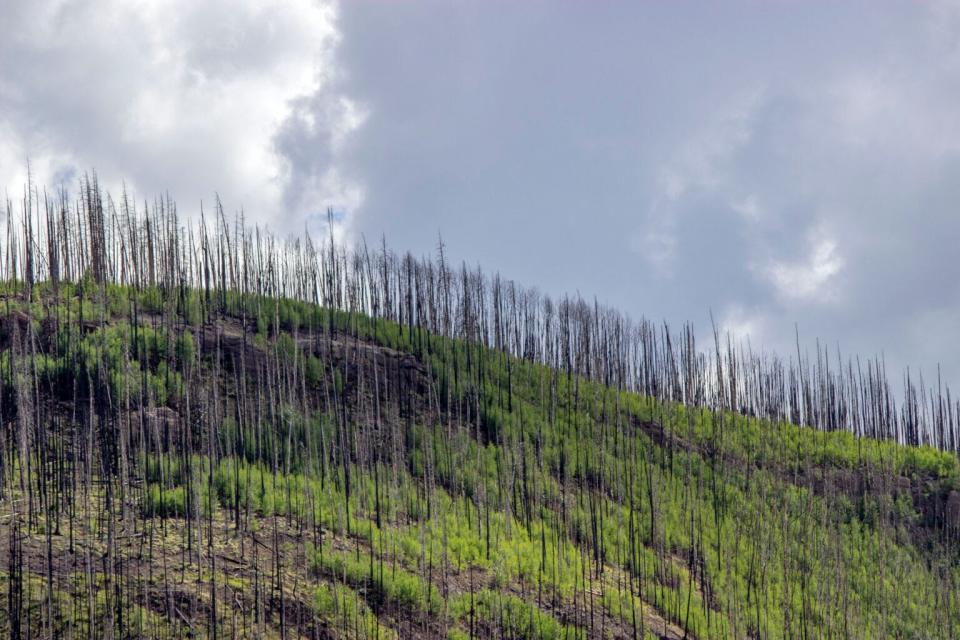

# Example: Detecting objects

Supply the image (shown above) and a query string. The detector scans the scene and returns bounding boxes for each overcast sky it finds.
[3,1,960,386]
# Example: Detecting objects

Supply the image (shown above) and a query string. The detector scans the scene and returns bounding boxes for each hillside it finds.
[0,185,958,638]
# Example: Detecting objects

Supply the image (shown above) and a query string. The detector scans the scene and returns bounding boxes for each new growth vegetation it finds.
[0,174,958,638]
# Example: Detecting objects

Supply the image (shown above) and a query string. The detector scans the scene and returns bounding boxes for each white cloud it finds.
[718,303,769,346]
[0,0,362,227]
[731,194,762,221]
[766,225,844,303]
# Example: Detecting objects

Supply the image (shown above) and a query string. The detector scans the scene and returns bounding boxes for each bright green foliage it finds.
[315,582,395,639]
[310,547,443,616]
[3,280,960,639]
[449,589,585,640]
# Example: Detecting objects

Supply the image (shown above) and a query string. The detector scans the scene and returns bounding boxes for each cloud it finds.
[638,90,763,274]
[323,1,960,391]
[765,225,844,303]
[731,195,762,222]
[717,303,771,351]
[658,90,763,203]
[274,83,369,238]
[0,0,363,229]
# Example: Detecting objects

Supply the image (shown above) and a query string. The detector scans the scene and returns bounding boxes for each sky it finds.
[3,0,960,387]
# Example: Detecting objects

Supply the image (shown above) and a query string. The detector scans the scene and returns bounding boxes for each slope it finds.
[0,279,957,639]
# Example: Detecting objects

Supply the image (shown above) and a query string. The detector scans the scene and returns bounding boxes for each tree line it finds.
[3,173,954,452]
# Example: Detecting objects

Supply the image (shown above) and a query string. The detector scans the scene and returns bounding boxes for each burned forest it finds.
[0,175,958,639]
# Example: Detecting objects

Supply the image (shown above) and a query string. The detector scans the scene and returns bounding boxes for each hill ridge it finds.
[0,180,956,638]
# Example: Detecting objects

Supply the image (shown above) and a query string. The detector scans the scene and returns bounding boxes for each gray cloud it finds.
[323,1,960,385]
